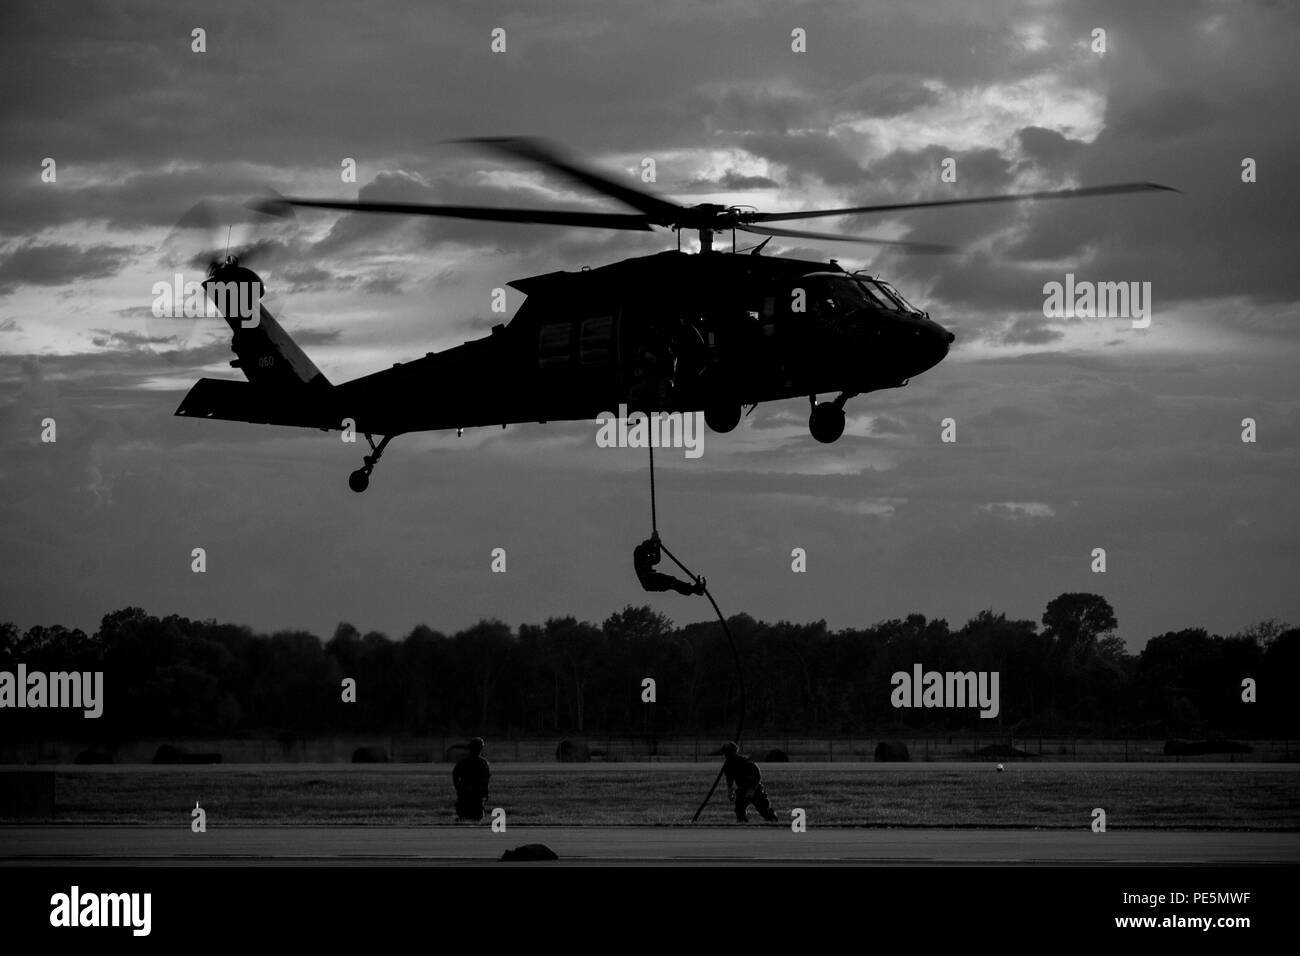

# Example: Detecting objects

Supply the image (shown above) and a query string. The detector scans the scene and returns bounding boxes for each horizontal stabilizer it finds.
[175,378,339,429]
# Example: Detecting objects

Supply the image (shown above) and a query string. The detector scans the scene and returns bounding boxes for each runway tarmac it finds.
[3,825,1296,865]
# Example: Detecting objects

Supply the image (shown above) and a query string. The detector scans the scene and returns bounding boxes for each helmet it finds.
[721,741,738,756]
[468,737,485,755]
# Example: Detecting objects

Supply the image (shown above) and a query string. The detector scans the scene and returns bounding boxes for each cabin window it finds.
[579,315,614,365]
[538,322,573,371]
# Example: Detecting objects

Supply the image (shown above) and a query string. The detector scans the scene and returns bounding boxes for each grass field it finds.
[24,763,1300,829]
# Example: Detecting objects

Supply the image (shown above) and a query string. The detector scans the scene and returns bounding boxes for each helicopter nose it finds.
[924,317,953,346]
[913,317,953,372]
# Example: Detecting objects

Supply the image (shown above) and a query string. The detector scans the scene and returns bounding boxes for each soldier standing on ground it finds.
[453,737,491,821]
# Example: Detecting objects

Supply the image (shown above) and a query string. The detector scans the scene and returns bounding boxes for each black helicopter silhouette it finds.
[174,138,1175,492]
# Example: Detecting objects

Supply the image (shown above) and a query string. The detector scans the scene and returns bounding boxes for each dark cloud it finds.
[738,132,866,186]
[683,171,780,192]
[448,312,502,335]
[691,84,812,135]
[0,165,287,234]
[1015,126,1086,172]
[869,414,908,435]
[289,327,342,347]
[280,265,340,291]
[966,405,1051,429]
[89,329,181,349]
[359,272,406,295]
[861,146,1023,252]
[870,146,1014,196]
[306,166,654,260]
[1109,88,1218,142]
[996,315,1065,345]
[0,242,136,293]
[837,74,943,117]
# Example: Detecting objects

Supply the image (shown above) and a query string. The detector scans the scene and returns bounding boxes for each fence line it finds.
[4,735,1296,764]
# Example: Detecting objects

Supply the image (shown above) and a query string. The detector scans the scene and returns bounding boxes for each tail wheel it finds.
[347,433,395,493]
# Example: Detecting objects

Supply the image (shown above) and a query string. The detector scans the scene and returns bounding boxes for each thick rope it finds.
[649,442,657,535]
[645,444,746,822]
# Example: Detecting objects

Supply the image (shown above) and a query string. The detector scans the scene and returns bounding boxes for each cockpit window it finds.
[800,273,923,321]
[868,279,922,314]
[807,276,873,315]
[851,279,895,310]
[854,279,901,311]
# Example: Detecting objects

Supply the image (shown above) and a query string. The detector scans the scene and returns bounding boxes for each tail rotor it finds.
[147,196,301,363]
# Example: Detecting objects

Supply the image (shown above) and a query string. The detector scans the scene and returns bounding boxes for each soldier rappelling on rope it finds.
[634,531,706,596]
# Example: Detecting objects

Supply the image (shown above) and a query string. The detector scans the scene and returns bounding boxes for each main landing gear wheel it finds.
[809,393,854,444]
[704,403,742,433]
[809,403,845,443]
[348,432,395,493]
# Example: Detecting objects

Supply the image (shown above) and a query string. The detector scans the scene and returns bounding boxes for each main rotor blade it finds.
[254,197,655,231]
[738,223,956,254]
[748,181,1180,224]
[454,137,685,224]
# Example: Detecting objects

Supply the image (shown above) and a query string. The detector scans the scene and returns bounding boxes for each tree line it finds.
[1,593,1295,741]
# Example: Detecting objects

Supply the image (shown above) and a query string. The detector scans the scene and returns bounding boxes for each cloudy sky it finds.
[1,0,1296,648]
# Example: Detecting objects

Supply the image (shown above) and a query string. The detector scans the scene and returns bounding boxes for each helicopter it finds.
[174,137,1176,492]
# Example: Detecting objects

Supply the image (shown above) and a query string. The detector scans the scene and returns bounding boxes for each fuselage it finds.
[333,251,953,435]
